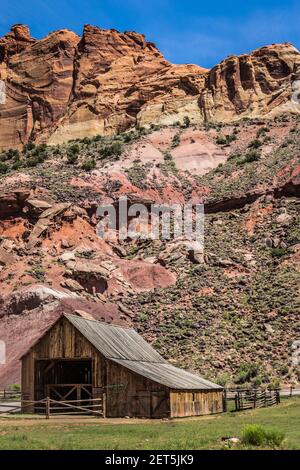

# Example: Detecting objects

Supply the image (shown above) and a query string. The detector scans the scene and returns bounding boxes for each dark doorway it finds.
[35,359,92,403]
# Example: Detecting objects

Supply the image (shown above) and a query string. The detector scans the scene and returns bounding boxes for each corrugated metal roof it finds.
[64,314,222,391]
[65,314,165,363]
[113,360,222,390]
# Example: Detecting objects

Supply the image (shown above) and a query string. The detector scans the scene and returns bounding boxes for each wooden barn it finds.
[21,313,224,418]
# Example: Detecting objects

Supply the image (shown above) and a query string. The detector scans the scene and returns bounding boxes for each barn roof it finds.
[64,314,222,391]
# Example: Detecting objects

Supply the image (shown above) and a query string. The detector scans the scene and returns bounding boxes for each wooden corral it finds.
[21,313,223,418]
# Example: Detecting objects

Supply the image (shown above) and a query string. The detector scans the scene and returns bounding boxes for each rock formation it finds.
[1,24,300,150]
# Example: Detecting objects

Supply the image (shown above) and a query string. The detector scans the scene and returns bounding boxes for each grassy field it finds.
[0,397,299,450]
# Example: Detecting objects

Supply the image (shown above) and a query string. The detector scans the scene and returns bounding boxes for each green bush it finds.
[242,424,285,448]
[271,247,287,258]
[67,153,78,165]
[216,136,227,145]
[248,139,263,149]
[171,133,181,147]
[0,162,9,174]
[256,126,270,137]
[243,150,261,163]
[183,116,191,128]
[23,142,35,152]
[81,158,96,171]
[226,133,237,143]
[216,134,236,145]
[99,141,123,159]
[242,424,266,446]
[68,144,80,156]
[163,151,173,161]
[4,148,20,161]
[234,362,260,384]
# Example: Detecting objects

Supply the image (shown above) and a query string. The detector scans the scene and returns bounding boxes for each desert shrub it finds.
[242,424,285,448]
[68,144,80,156]
[172,133,181,147]
[215,372,231,387]
[248,139,263,149]
[242,425,266,446]
[25,156,39,167]
[216,134,236,145]
[183,116,191,128]
[227,152,241,161]
[164,151,173,161]
[0,162,9,174]
[256,126,270,137]
[11,160,23,170]
[4,148,20,161]
[243,149,261,163]
[226,133,237,143]
[271,247,287,258]
[234,362,260,384]
[31,145,48,161]
[99,141,123,158]
[23,142,35,152]
[216,136,227,145]
[67,153,78,164]
[126,163,147,188]
[123,132,134,143]
[81,158,96,171]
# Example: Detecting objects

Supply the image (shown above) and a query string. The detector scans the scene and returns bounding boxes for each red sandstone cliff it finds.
[1,24,300,150]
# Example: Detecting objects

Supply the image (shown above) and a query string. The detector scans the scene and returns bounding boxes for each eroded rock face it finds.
[0,25,79,149]
[47,25,207,143]
[1,25,300,149]
[199,43,300,122]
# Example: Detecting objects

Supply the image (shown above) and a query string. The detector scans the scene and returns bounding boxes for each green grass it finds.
[0,398,299,450]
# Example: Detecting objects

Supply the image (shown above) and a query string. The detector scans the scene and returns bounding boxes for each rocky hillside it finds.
[0,113,299,387]
[1,24,300,150]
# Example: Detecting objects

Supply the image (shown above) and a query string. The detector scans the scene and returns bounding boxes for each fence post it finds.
[290,386,293,398]
[253,390,257,409]
[235,393,239,412]
[46,397,50,419]
[223,389,227,412]
[103,392,106,418]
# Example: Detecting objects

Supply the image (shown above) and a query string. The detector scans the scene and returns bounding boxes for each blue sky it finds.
[0,0,299,67]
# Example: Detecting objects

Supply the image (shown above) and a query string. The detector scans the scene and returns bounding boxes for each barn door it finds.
[151,391,169,418]
[134,391,169,418]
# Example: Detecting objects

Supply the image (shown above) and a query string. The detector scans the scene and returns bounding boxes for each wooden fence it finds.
[0,388,21,400]
[286,386,300,397]
[0,396,105,418]
[224,388,280,411]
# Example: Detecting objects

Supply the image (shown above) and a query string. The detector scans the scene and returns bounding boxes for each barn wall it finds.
[170,390,224,417]
[106,361,170,418]
[21,317,105,411]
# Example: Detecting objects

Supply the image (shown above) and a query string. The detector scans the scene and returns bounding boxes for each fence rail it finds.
[224,388,280,411]
[0,389,21,400]
[0,396,105,418]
